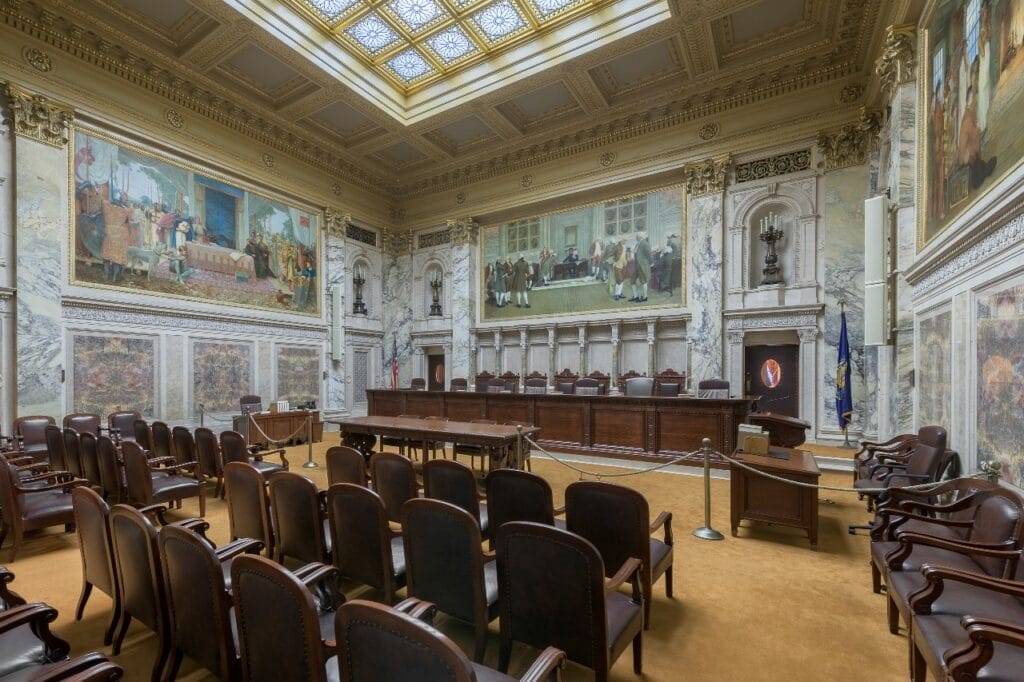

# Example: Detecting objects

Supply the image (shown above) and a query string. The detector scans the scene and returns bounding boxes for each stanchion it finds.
[199,403,205,429]
[516,425,523,471]
[692,437,724,541]
[302,412,318,469]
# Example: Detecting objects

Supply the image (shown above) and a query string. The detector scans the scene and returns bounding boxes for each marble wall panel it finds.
[164,335,185,421]
[621,340,647,374]
[16,138,66,417]
[589,342,612,374]
[450,243,475,380]
[257,340,273,402]
[353,350,369,404]
[383,253,413,386]
[192,340,253,415]
[687,194,724,383]
[71,334,156,416]
[276,345,321,405]
[326,233,346,410]
[917,309,952,429]
[657,339,687,375]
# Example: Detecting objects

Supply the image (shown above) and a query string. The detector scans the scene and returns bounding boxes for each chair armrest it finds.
[0,603,69,658]
[147,456,176,467]
[294,563,345,611]
[887,532,1019,571]
[911,564,1024,614]
[0,566,25,608]
[13,477,88,494]
[519,647,567,682]
[160,461,201,475]
[899,490,991,515]
[944,616,1024,677]
[394,597,438,622]
[137,504,169,526]
[28,652,121,682]
[10,458,40,468]
[173,518,213,545]
[215,538,265,561]
[871,509,973,541]
[651,511,673,545]
[605,557,642,594]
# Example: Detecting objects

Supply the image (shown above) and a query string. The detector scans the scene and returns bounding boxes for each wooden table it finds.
[234,410,324,447]
[329,415,540,470]
[729,447,820,549]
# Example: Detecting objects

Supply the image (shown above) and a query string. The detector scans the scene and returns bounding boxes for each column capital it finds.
[413,346,425,356]
[875,24,916,98]
[816,109,883,171]
[323,208,352,237]
[446,218,479,246]
[726,331,745,346]
[2,82,74,148]
[684,154,731,196]
[798,327,820,343]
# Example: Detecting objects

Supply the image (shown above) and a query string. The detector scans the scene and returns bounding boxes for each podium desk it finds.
[233,410,324,447]
[729,447,820,549]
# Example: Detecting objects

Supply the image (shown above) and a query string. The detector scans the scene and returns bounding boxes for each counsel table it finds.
[329,415,540,470]
[729,447,820,549]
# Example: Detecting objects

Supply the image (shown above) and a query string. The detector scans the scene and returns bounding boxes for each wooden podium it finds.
[233,410,324,447]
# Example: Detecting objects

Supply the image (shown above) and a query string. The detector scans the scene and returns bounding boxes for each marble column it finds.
[324,212,349,413]
[646,320,657,376]
[382,230,414,387]
[4,84,73,417]
[519,328,528,380]
[798,328,819,428]
[493,330,503,374]
[577,326,587,375]
[726,330,745,392]
[448,219,478,383]
[609,323,620,394]
[414,346,425,381]
[684,156,729,385]
[443,342,452,387]
[469,333,478,385]
[546,327,556,385]
[0,119,14,430]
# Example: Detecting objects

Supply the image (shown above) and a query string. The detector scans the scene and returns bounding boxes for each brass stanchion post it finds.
[693,437,724,541]
[302,412,318,469]
[516,425,523,470]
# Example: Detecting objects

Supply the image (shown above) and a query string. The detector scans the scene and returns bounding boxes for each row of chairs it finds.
[379,415,528,473]
[0,563,122,680]
[5,411,142,464]
[862,427,1024,680]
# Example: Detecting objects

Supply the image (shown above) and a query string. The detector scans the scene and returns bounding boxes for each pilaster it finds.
[447,217,478,383]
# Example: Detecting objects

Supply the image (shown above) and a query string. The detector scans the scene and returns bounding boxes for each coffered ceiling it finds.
[9,0,897,201]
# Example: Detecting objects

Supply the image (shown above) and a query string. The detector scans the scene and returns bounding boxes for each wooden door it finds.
[745,344,799,418]
[427,354,445,391]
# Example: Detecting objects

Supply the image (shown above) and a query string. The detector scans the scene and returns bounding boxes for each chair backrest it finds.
[62,428,86,479]
[909,425,948,477]
[485,469,557,530]
[108,411,142,440]
[335,600,477,682]
[326,446,367,487]
[524,377,547,388]
[150,421,174,461]
[499,372,520,393]
[654,369,686,396]
[657,382,680,397]
[565,481,651,579]
[623,377,655,397]
[64,413,102,436]
[369,453,419,524]
[219,430,251,465]
[496,521,609,672]
[77,431,104,489]
[449,378,468,392]
[14,415,56,449]
[44,424,68,471]
[268,471,328,564]
[423,460,482,527]
[966,494,1024,577]
[474,372,495,392]
[231,554,329,682]
[402,498,485,624]
[72,487,116,600]
[120,440,155,503]
[239,395,262,412]
[0,460,19,528]
[488,377,507,393]
[159,523,237,681]
[574,377,601,395]
[108,505,165,634]
[94,435,123,503]
[697,379,729,398]
[410,378,426,390]
[193,427,222,479]
[133,419,153,450]
[171,426,197,466]
[224,462,274,556]
[327,484,394,593]
[557,382,575,394]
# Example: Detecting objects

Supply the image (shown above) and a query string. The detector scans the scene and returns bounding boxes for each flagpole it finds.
[839,299,854,448]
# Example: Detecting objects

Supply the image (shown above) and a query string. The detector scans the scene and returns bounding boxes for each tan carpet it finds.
[4,442,905,681]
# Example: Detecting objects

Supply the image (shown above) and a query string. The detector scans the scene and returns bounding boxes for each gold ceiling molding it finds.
[1,81,74,147]
[684,154,731,197]
[21,45,52,72]
[324,208,353,237]
[875,24,916,97]
[447,218,479,246]
[816,110,882,171]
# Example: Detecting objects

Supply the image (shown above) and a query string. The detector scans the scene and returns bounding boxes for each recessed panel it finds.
[223,44,303,92]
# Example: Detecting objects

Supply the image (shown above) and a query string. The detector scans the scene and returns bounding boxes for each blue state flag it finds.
[836,310,853,430]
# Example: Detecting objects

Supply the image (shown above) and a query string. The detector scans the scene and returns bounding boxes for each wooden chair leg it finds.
[642,575,652,630]
[75,581,93,620]
[887,594,900,634]
[871,561,882,594]
[112,612,132,655]
[911,637,926,682]
[632,629,643,674]
[665,566,673,599]
[198,490,206,517]
[163,649,183,682]
[103,594,121,646]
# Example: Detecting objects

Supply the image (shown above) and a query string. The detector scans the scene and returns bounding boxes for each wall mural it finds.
[192,341,253,414]
[71,334,156,416]
[72,129,321,315]
[976,279,1024,487]
[479,186,685,321]
[276,346,321,406]
[920,0,1024,246]
[917,308,952,428]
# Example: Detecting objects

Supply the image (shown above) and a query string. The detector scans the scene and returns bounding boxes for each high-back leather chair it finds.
[107,411,141,442]
[13,415,56,463]
[623,377,655,397]
[423,459,488,536]
[697,378,729,398]
[327,483,405,604]
[449,378,468,392]
[326,446,367,487]
[150,421,175,462]
[410,378,426,390]
[267,471,330,565]
[495,521,644,681]
[94,435,124,504]
[565,480,674,629]
[0,458,83,561]
[77,431,104,492]
[63,413,102,437]
[573,377,601,395]
[239,395,262,413]
[220,430,288,475]
[133,419,153,450]
[122,440,206,517]
[402,498,498,662]
[71,487,122,645]
[43,424,68,473]
[230,554,337,682]
[224,462,274,558]
[657,382,681,397]
[193,427,225,498]
[853,426,948,505]
[485,469,563,533]
[334,599,566,682]
[370,453,420,524]
[170,426,198,467]
[61,427,86,480]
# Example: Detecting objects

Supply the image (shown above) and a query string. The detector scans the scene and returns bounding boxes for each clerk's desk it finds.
[232,409,324,447]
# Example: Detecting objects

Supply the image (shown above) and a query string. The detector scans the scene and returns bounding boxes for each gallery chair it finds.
[223,462,275,558]
[402,498,498,663]
[325,445,367,487]
[496,521,643,682]
[133,419,153,451]
[193,427,226,498]
[107,411,142,443]
[170,426,200,470]
[61,428,87,482]
[63,413,103,438]
[327,483,406,604]
[94,436,125,504]
[335,599,566,682]
[422,459,488,537]
[121,440,206,517]
[565,481,673,629]
[12,415,56,463]
[219,430,288,475]
[485,469,565,534]
[0,457,85,561]
[452,419,497,473]
[380,415,420,457]
[852,426,948,518]
[852,432,918,487]
[267,471,330,565]
[43,424,69,473]
[149,421,175,463]
[622,377,655,397]
[369,453,421,524]
[72,486,125,646]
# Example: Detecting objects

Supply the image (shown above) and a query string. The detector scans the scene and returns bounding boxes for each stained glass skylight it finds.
[290,0,599,90]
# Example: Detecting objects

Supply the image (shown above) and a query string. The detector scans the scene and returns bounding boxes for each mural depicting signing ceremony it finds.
[72,130,320,315]
[480,186,684,321]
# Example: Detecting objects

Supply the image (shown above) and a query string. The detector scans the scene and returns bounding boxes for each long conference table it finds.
[363,389,754,466]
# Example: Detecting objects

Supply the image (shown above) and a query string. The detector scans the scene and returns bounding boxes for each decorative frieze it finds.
[447,218,479,246]
[346,223,378,247]
[1,82,73,147]
[21,47,52,72]
[816,110,882,171]
[684,155,731,196]
[418,229,451,249]
[735,149,811,183]
[382,229,412,256]
[875,25,916,97]
[324,208,352,237]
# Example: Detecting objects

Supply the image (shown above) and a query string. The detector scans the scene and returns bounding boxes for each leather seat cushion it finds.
[650,538,672,579]
[896,519,967,541]
[390,537,406,578]
[252,460,285,476]
[472,662,517,681]
[0,625,48,679]
[606,591,642,664]
[20,491,75,526]
[479,504,489,534]
[484,561,499,608]
[151,475,201,498]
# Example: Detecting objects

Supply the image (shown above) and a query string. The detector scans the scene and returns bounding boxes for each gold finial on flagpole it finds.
[839,298,846,312]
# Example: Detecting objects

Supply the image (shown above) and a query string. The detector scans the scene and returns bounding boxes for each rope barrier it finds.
[247,413,310,448]
[195,404,235,424]
[522,434,700,479]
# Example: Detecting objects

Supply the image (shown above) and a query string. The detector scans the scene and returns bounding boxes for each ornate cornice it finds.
[446,218,479,246]
[323,208,352,238]
[875,24,916,97]
[1,81,73,147]
[684,155,732,196]
[816,109,882,171]
[735,149,811,183]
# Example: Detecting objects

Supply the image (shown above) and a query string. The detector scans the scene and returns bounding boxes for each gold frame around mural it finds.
[916,0,1024,250]
[67,123,325,319]
[476,182,687,323]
